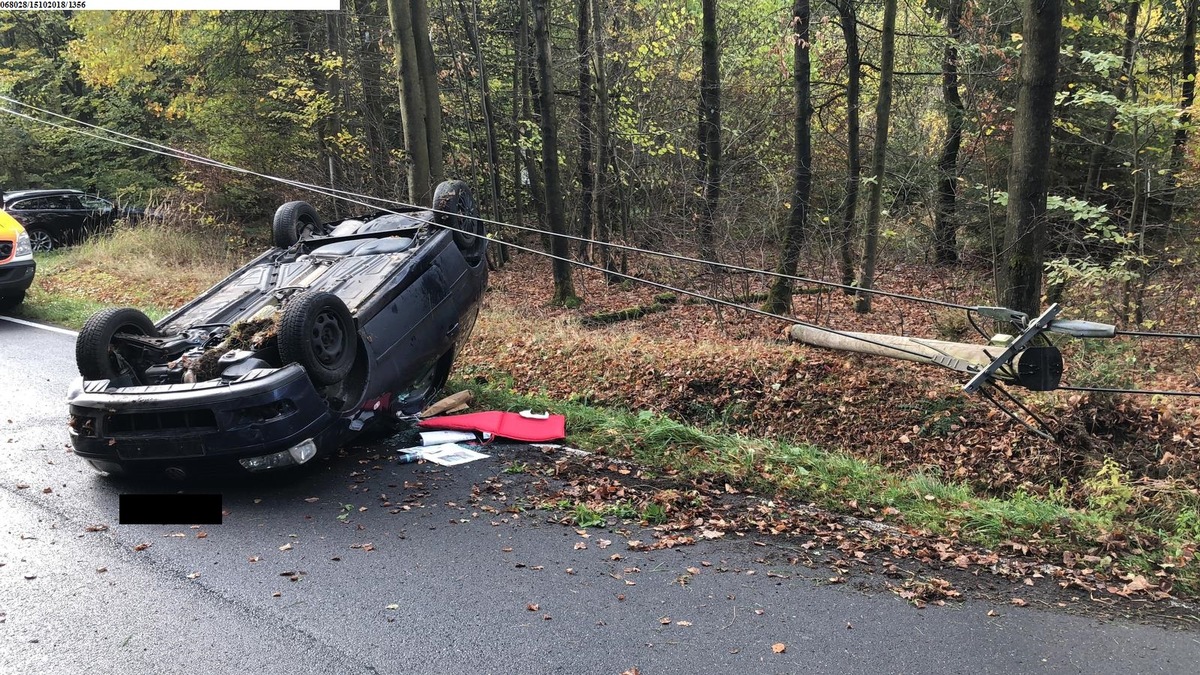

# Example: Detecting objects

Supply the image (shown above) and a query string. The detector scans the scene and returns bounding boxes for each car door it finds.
[57,194,93,241]
[77,195,115,234]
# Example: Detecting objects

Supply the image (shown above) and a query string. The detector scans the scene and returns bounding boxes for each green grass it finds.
[454,379,1199,595]
[16,216,247,329]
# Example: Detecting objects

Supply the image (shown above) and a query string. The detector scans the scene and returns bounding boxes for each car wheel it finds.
[272,201,322,248]
[0,291,24,313]
[278,291,356,386]
[432,180,487,265]
[76,307,159,380]
[26,228,53,252]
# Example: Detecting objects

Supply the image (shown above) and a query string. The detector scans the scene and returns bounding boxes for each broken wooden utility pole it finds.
[789,304,1116,395]
[788,325,1020,383]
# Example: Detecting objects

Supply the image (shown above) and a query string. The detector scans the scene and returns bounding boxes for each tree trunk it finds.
[694,0,721,264]
[1001,0,1062,316]
[457,0,502,222]
[533,0,579,305]
[854,0,897,314]
[387,0,431,202]
[411,0,444,193]
[765,0,812,315]
[575,0,595,261]
[836,0,860,290]
[1166,0,1196,228]
[933,0,964,264]
[592,0,617,281]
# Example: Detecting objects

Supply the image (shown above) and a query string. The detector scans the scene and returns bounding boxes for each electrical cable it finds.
[12,98,1200,397]
[0,95,975,312]
[1114,329,1200,340]
[0,102,950,365]
[1057,384,1200,397]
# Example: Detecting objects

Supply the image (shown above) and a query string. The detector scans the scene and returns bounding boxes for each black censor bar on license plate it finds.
[119,494,223,524]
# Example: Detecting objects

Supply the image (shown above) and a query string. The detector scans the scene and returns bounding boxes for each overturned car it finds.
[67,180,488,479]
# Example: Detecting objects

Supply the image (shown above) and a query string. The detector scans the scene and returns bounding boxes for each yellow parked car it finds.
[0,209,36,311]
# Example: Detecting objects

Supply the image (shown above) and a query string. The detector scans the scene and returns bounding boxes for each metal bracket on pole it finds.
[963,304,1062,394]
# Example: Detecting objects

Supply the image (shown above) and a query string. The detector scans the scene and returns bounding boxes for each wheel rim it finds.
[309,310,345,366]
[28,230,52,252]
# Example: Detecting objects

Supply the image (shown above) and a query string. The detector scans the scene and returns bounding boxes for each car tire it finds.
[0,291,24,312]
[432,180,487,265]
[26,228,53,252]
[278,291,356,386]
[272,201,322,248]
[76,307,159,380]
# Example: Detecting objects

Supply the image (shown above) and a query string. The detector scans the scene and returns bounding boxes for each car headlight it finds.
[13,230,33,260]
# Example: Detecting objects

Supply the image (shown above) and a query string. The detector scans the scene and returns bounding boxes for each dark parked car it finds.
[66,180,488,480]
[2,188,146,251]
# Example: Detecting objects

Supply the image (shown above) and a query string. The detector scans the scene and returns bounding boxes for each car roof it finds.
[4,189,85,203]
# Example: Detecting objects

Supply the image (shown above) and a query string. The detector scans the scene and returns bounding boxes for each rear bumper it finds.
[0,259,35,295]
[67,364,339,470]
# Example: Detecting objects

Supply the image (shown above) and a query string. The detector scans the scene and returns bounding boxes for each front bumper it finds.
[68,364,338,471]
[0,258,35,295]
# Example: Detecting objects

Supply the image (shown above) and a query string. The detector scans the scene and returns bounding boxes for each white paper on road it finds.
[418,443,490,467]
[420,430,490,446]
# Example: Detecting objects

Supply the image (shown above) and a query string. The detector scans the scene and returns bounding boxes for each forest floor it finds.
[13,224,1200,608]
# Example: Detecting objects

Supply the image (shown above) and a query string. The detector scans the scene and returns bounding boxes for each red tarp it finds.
[418,411,566,443]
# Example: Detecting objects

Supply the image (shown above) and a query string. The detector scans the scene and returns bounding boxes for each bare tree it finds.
[1001,0,1062,316]
[592,0,618,281]
[834,0,860,290]
[933,0,964,264]
[765,0,813,314]
[533,0,579,304]
[694,0,721,264]
[576,0,595,260]
[386,0,433,202]
[854,0,897,314]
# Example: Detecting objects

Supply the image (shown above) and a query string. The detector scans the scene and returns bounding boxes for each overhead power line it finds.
[4,96,1198,403]
[0,94,974,313]
[0,99,948,365]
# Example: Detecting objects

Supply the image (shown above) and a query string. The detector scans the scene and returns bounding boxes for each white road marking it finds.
[0,315,78,337]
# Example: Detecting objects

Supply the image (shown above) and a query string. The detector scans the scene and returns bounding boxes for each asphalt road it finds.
[2,315,1198,674]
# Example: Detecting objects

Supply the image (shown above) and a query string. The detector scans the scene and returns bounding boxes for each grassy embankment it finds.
[20,224,1198,597]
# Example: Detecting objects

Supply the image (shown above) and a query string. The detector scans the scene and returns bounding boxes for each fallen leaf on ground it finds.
[676,620,692,626]
[659,616,671,625]
[84,524,108,532]
[133,542,150,551]
[527,603,540,612]
[772,643,786,654]
[278,543,292,551]
[186,572,200,580]
[1011,598,1028,607]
